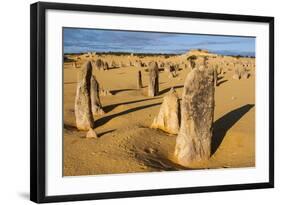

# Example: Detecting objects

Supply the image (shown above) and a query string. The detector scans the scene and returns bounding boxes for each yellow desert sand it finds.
[63,50,255,176]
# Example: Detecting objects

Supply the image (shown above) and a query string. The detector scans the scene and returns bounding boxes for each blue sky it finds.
[63,28,255,56]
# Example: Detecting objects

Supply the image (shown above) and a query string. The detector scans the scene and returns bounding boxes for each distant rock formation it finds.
[72,62,76,69]
[232,68,241,80]
[137,70,143,89]
[111,60,119,68]
[242,72,250,79]
[103,62,109,71]
[147,62,159,97]
[134,61,141,68]
[182,49,218,58]
[95,59,104,70]
[240,67,250,79]
[100,88,113,96]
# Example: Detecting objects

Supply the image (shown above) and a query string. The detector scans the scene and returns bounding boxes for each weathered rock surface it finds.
[147,62,159,97]
[74,61,95,130]
[214,66,218,86]
[90,75,105,115]
[151,88,180,134]
[174,67,215,166]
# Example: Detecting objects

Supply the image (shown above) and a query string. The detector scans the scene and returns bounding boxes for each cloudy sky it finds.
[63,28,255,56]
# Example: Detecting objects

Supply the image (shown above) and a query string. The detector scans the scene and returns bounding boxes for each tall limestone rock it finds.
[174,67,215,166]
[74,61,95,130]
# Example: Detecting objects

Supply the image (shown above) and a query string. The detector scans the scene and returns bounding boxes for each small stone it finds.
[86,128,98,139]
[145,147,157,154]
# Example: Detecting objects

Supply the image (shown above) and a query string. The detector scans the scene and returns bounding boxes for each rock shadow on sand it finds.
[103,97,161,112]
[216,79,228,87]
[98,129,116,138]
[96,102,162,127]
[110,88,135,95]
[64,123,77,131]
[211,104,254,155]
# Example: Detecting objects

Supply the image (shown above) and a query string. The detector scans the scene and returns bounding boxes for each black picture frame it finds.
[30,1,274,203]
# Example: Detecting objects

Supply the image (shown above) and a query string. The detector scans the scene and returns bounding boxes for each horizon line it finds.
[63,49,256,57]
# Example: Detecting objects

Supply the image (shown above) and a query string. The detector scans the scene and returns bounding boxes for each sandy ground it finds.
[63,51,255,176]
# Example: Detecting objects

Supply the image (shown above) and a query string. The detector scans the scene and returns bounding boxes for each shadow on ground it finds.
[103,97,161,112]
[96,102,161,127]
[211,104,255,155]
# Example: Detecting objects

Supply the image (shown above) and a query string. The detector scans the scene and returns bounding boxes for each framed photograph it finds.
[30,2,274,203]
